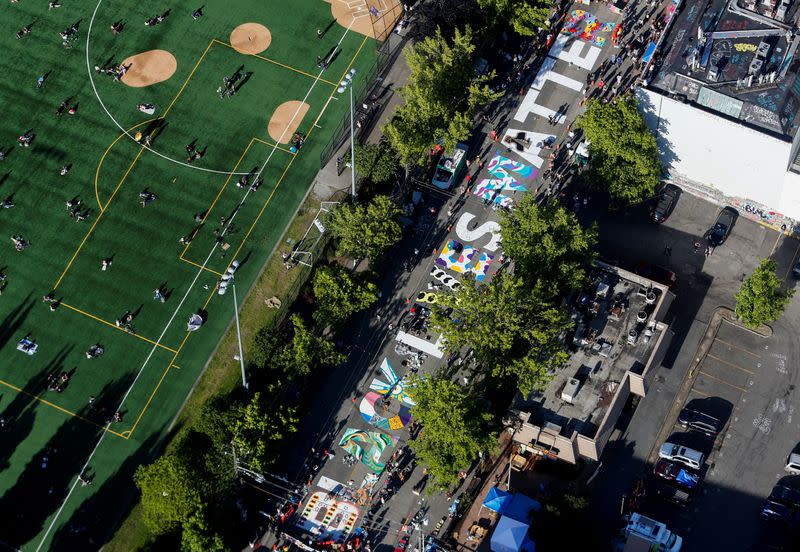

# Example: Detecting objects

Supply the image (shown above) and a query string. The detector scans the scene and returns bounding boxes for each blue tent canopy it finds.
[504,493,541,524]
[483,486,513,514]
[490,516,535,552]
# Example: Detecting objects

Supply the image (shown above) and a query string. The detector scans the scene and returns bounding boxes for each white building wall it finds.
[637,88,800,224]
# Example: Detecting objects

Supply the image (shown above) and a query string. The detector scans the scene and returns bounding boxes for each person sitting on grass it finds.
[86,343,104,359]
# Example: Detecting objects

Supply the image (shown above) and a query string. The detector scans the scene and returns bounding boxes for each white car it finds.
[658,443,704,470]
[786,453,800,474]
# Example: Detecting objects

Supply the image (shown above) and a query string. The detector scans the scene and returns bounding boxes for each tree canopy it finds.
[478,0,552,36]
[348,142,400,186]
[576,94,662,204]
[431,273,571,394]
[277,314,344,376]
[313,265,378,327]
[735,259,794,329]
[499,196,597,297]
[384,26,501,166]
[408,377,497,486]
[328,195,402,264]
[230,390,299,472]
[134,454,205,534]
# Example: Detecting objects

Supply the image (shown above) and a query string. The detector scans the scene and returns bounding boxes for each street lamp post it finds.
[232,281,248,395]
[337,69,358,199]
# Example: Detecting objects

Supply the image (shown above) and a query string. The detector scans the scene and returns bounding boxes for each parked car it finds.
[651,184,681,223]
[653,459,700,489]
[394,535,410,552]
[651,480,692,506]
[768,484,800,510]
[658,443,704,470]
[636,262,677,288]
[707,207,737,247]
[761,499,800,523]
[786,452,800,474]
[792,261,800,279]
[678,408,722,437]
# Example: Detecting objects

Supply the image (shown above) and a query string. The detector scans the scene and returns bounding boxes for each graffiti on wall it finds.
[728,197,794,231]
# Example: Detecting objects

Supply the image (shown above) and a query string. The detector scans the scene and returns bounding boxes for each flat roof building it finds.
[510,262,674,464]
[638,0,800,230]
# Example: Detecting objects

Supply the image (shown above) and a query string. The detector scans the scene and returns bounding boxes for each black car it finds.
[651,184,681,223]
[708,207,737,246]
[678,408,722,437]
[768,484,800,510]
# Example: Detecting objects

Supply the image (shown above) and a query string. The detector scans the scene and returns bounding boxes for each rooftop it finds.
[649,0,800,138]
[514,265,667,441]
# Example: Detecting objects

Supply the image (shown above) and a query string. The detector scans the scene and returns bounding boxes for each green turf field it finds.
[0,0,378,548]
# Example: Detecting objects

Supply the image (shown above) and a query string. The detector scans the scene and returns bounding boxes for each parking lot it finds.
[582,189,800,550]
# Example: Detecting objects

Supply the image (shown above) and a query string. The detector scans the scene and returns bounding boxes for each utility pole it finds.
[232,281,248,395]
[337,69,358,199]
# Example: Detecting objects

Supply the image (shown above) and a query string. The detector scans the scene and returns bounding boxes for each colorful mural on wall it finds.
[339,428,396,473]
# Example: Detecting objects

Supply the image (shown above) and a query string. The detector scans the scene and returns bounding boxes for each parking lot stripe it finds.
[698,370,748,393]
[712,338,761,358]
[705,353,754,374]
[688,387,710,397]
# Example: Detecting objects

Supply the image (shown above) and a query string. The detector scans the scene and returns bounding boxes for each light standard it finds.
[337,69,358,199]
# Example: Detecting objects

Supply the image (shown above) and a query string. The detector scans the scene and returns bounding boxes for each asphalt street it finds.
[582,190,800,551]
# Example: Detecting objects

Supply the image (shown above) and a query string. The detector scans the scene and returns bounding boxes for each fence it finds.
[319,33,406,168]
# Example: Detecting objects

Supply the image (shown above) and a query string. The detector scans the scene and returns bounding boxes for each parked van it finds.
[678,408,722,437]
[658,443,704,470]
[431,142,468,190]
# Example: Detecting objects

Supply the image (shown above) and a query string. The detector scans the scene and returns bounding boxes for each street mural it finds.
[339,428,396,473]
[436,239,477,272]
[359,391,412,431]
[474,154,532,207]
[369,357,416,407]
[297,491,360,537]
[562,10,617,47]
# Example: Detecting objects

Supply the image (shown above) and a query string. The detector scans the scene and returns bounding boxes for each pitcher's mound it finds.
[231,23,272,54]
[120,50,177,87]
[268,101,310,143]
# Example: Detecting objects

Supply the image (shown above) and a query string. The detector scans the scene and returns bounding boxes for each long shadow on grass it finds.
[0,373,135,549]
[0,346,73,477]
[0,294,35,352]
[51,432,160,550]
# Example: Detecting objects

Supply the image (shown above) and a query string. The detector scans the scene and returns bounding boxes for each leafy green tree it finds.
[384,26,501,165]
[408,377,497,486]
[328,195,402,264]
[134,454,205,534]
[499,196,597,297]
[431,273,571,394]
[230,391,299,472]
[735,259,794,328]
[313,265,378,327]
[478,0,552,36]
[576,94,662,204]
[345,142,400,185]
[276,314,344,375]
[249,325,279,369]
[536,494,593,549]
[181,509,226,552]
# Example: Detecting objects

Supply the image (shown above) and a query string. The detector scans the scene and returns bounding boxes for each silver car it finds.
[658,442,704,470]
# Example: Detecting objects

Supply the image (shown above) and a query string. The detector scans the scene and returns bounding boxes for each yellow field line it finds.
[124,35,372,439]
[163,39,216,117]
[125,331,192,440]
[212,39,339,86]
[252,136,297,155]
[0,378,127,438]
[60,302,179,354]
[179,257,224,277]
[180,138,255,260]
[95,120,155,212]
[53,146,147,290]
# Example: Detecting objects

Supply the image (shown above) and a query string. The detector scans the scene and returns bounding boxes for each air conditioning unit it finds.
[561,378,581,403]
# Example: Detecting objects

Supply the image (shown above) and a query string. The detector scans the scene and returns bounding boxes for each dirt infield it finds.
[230,23,272,54]
[120,50,177,87]
[268,101,310,143]
[326,0,402,40]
